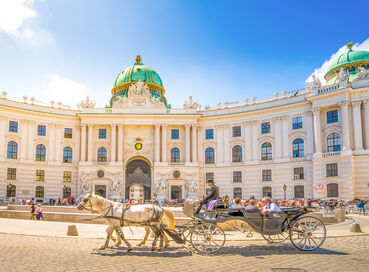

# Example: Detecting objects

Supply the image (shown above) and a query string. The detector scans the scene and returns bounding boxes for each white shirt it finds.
[263,202,282,213]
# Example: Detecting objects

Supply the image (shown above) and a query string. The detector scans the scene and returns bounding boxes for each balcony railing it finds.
[322,151,341,158]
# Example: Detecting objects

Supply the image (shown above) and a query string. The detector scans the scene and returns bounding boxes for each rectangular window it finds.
[292,117,303,129]
[261,122,270,134]
[64,128,73,138]
[37,125,46,136]
[232,126,241,137]
[7,168,16,180]
[262,169,272,181]
[205,129,214,140]
[36,170,45,181]
[9,121,18,133]
[98,128,106,139]
[293,167,304,180]
[63,171,72,183]
[233,171,242,183]
[326,163,338,177]
[171,129,179,139]
[205,172,214,182]
[327,110,338,124]
[35,186,44,198]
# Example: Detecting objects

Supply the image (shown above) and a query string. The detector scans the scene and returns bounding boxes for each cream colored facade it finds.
[1,74,369,202]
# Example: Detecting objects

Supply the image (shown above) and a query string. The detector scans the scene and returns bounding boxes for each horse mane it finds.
[91,193,109,209]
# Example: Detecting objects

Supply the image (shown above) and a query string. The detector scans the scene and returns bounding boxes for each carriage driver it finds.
[194,179,219,214]
[261,196,281,214]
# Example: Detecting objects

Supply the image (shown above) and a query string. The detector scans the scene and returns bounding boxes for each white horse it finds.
[77,193,175,252]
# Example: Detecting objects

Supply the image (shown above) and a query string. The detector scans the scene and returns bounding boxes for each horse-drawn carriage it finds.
[163,202,326,254]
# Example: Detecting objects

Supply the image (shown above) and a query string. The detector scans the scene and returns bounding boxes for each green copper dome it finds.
[114,55,163,88]
[324,42,369,85]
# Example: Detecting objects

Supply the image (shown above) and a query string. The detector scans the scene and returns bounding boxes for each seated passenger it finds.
[244,199,260,212]
[195,179,219,214]
[230,198,243,208]
[261,196,281,215]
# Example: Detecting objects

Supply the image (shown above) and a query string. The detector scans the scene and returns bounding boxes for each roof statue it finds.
[78,96,95,109]
[337,68,350,83]
[355,66,369,81]
[306,75,322,90]
[183,96,200,110]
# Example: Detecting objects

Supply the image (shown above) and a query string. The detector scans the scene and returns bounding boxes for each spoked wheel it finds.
[190,223,226,254]
[262,230,289,244]
[290,216,326,251]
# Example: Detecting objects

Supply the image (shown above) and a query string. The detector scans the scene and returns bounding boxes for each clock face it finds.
[135,142,143,150]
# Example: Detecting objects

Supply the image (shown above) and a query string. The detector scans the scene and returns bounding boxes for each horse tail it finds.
[162,208,175,230]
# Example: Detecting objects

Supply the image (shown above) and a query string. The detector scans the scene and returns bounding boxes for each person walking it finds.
[29,203,36,220]
[36,204,44,220]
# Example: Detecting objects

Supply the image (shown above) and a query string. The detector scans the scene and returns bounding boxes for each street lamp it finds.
[283,184,287,200]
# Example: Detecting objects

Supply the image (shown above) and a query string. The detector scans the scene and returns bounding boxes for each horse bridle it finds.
[78,196,112,215]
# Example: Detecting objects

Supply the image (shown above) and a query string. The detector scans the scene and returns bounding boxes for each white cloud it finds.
[43,74,91,108]
[306,38,369,84]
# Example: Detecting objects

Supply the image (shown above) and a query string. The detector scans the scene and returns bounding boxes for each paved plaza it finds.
[0,216,369,272]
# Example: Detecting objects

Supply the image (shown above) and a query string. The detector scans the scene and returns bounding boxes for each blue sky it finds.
[0,0,368,109]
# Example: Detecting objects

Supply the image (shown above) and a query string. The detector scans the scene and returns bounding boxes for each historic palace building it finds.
[1,43,369,202]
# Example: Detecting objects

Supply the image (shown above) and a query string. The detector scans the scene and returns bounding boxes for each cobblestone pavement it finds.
[0,233,368,272]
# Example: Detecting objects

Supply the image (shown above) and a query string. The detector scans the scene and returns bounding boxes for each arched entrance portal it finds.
[125,159,151,200]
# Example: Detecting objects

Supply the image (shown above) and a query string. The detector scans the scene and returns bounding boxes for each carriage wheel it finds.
[190,223,226,254]
[290,216,326,251]
[262,230,289,244]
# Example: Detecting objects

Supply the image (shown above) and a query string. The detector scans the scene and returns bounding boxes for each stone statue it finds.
[186,179,198,194]
[80,175,91,194]
[78,96,95,109]
[110,179,122,193]
[306,75,321,90]
[128,79,150,96]
[183,96,200,110]
[337,68,349,83]
[150,95,161,104]
[356,66,369,80]
[155,179,167,194]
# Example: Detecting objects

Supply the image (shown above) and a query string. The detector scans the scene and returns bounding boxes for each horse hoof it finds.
[151,248,156,251]
[114,243,121,248]
[164,244,169,248]
[99,247,106,251]
[156,248,162,252]
[136,243,142,247]
[127,248,133,252]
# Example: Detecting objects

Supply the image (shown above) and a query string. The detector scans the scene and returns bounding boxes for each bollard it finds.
[67,225,78,236]
[334,209,346,223]
[349,223,362,233]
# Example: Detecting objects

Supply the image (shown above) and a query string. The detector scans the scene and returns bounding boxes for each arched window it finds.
[233,187,242,199]
[63,147,73,163]
[232,145,243,163]
[327,183,339,198]
[35,144,46,161]
[262,186,272,198]
[97,147,107,162]
[292,138,304,158]
[294,185,305,199]
[327,133,341,152]
[63,186,71,198]
[261,142,272,160]
[170,147,180,163]
[205,147,215,164]
[6,184,16,197]
[7,141,18,159]
[35,186,44,198]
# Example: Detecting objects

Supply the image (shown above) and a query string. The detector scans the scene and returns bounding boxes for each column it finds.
[339,101,351,152]
[364,100,369,150]
[191,125,197,163]
[80,124,87,162]
[223,124,230,164]
[48,124,55,161]
[110,123,117,162]
[161,124,167,163]
[0,116,5,159]
[305,111,314,157]
[154,124,160,163]
[117,124,124,163]
[352,101,364,152]
[20,121,28,160]
[251,121,258,162]
[312,108,322,154]
[243,121,252,162]
[281,116,289,159]
[54,125,61,162]
[87,123,93,162]
[216,125,223,164]
[273,117,282,160]
[185,124,191,164]
[27,123,34,160]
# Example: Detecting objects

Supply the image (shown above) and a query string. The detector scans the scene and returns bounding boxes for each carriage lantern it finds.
[283,184,287,200]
